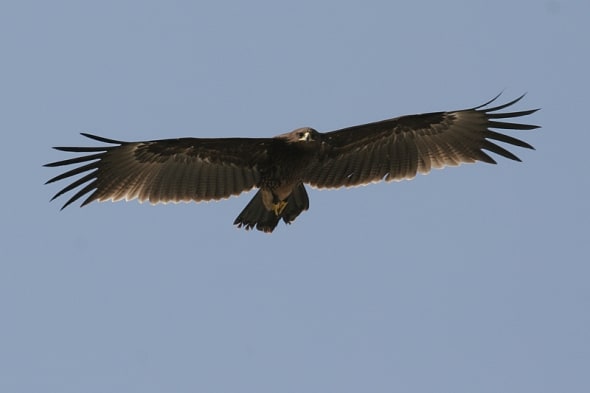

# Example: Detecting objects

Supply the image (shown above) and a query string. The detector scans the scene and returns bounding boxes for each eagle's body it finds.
[45,95,539,232]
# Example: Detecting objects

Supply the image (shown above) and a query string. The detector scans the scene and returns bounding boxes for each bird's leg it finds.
[261,189,288,216]
[272,200,288,216]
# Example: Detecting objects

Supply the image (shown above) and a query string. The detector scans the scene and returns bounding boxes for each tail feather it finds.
[234,184,309,233]
[281,184,309,225]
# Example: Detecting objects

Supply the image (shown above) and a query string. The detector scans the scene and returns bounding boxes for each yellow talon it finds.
[272,201,288,216]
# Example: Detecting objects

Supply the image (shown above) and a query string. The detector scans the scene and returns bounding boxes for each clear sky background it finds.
[1,1,588,392]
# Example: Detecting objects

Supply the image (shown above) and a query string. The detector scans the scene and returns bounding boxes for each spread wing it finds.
[45,133,268,209]
[305,94,539,188]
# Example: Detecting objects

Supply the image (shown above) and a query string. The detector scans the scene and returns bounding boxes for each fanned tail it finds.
[234,184,309,233]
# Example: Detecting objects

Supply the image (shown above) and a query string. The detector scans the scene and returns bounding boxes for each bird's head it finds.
[278,127,320,143]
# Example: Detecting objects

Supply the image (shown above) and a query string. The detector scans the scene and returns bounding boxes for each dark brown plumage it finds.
[45,94,539,232]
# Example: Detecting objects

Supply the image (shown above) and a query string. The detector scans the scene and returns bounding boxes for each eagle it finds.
[45,94,539,233]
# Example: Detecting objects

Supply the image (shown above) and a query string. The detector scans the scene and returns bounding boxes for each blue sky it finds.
[1,1,589,392]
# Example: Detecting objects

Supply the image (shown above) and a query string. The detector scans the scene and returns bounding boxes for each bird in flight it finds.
[45,94,539,233]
